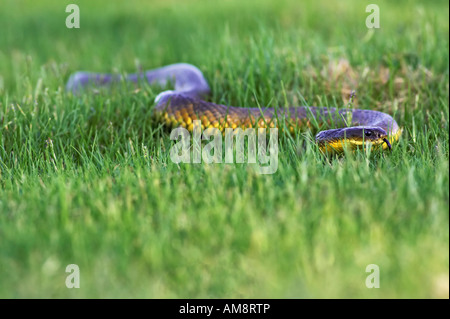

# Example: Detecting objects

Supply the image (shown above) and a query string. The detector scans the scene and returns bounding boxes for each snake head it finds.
[316,126,391,153]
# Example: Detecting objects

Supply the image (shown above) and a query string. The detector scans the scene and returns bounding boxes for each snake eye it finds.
[364,131,372,137]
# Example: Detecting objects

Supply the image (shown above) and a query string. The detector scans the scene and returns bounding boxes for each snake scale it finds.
[66,63,401,153]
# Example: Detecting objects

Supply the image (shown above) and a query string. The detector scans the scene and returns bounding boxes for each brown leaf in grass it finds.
[378,66,390,85]
[394,77,405,91]
[301,57,437,112]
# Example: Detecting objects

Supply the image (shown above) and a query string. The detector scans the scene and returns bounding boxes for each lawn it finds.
[0,0,448,298]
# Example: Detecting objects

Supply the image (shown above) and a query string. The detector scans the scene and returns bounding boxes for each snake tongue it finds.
[383,138,392,150]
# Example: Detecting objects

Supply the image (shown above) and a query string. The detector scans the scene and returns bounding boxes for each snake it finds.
[66,63,401,153]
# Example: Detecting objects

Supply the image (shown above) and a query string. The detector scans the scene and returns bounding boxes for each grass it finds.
[0,0,448,298]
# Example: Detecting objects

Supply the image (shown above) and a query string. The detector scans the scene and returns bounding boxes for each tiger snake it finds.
[66,63,401,153]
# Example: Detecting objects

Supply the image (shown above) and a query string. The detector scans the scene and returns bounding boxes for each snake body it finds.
[67,63,401,152]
